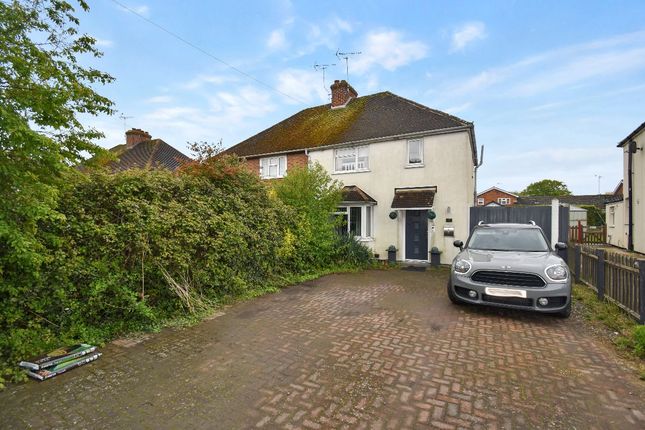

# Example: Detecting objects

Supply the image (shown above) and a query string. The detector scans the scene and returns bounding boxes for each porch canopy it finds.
[391,186,436,209]
[341,185,377,204]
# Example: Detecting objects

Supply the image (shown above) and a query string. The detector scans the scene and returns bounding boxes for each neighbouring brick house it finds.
[476,187,518,206]
[103,128,191,172]
[224,79,478,263]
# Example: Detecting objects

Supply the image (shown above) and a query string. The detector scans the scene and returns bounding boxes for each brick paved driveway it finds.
[1,269,644,429]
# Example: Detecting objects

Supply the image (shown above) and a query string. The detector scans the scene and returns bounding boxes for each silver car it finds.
[448,222,571,317]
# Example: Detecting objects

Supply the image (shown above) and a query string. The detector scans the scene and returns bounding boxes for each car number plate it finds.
[484,287,527,298]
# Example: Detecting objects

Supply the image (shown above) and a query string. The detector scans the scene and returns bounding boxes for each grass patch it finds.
[573,283,645,378]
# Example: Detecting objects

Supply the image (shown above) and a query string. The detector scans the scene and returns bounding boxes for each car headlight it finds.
[545,264,568,282]
[453,259,472,274]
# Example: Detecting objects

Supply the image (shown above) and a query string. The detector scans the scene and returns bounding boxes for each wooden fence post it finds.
[638,260,645,325]
[574,245,581,284]
[578,221,583,244]
[596,249,605,300]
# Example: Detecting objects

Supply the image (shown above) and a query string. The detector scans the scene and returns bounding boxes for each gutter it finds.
[235,125,479,167]
[306,125,474,154]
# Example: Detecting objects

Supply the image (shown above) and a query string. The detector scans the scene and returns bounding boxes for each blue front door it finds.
[405,210,428,260]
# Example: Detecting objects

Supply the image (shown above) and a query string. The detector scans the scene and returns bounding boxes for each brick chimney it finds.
[330,80,358,108]
[125,128,151,149]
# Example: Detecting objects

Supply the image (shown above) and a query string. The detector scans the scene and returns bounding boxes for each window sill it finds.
[332,169,371,175]
[357,237,374,242]
[405,164,424,169]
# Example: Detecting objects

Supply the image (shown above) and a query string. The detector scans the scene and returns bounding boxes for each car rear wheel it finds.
[447,281,464,305]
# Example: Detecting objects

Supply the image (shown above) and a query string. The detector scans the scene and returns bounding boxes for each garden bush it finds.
[0,156,372,386]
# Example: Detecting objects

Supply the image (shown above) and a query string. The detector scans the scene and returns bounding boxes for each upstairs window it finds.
[334,145,369,172]
[497,197,511,205]
[477,197,485,206]
[407,139,424,165]
[260,156,286,179]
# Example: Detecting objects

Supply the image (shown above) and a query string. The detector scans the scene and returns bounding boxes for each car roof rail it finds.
[478,221,486,226]
[528,220,536,225]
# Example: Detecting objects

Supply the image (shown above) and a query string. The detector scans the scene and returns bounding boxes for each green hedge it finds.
[0,159,371,385]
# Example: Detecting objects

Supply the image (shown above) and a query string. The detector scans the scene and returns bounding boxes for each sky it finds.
[78,0,645,194]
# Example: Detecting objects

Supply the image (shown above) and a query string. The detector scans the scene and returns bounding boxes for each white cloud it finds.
[182,74,239,90]
[511,47,645,96]
[117,4,150,17]
[291,16,354,57]
[94,38,114,48]
[276,69,328,104]
[267,29,287,50]
[365,74,380,91]
[352,30,427,74]
[443,102,472,114]
[451,22,487,51]
[447,30,645,97]
[145,95,173,104]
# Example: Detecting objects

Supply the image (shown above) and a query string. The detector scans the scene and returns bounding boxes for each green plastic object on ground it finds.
[24,352,102,381]
[19,344,97,370]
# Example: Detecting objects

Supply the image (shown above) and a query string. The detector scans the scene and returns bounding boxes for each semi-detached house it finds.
[224,80,478,264]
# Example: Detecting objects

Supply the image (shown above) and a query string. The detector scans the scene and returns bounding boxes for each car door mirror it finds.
[554,242,567,250]
[453,240,463,250]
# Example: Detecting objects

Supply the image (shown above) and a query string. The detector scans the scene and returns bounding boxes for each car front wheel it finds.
[447,281,464,305]
[555,301,571,318]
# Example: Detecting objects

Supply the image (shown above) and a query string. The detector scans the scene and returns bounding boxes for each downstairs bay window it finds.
[334,205,373,239]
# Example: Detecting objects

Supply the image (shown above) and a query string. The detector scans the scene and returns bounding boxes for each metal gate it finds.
[469,205,570,261]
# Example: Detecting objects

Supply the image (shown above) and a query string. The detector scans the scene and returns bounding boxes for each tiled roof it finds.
[516,194,624,209]
[224,91,473,159]
[341,185,377,204]
[107,139,191,172]
[391,187,436,209]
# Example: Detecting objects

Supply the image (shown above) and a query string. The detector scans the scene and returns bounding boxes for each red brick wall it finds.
[243,152,308,179]
[287,152,308,171]
[244,157,260,175]
[477,189,518,206]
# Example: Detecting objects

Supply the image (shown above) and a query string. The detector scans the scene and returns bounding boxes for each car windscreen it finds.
[467,227,550,252]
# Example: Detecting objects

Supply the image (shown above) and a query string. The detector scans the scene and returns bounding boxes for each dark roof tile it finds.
[107,139,191,172]
[341,185,377,204]
[391,187,436,209]
[224,91,472,158]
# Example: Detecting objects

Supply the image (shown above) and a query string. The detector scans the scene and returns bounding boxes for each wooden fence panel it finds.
[577,245,643,322]
[604,252,639,318]
[579,246,598,291]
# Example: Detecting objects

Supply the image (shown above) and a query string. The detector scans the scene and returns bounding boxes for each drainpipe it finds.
[473,145,484,205]
[627,140,636,251]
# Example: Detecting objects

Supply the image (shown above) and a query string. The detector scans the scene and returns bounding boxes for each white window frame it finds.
[334,145,369,173]
[259,155,287,179]
[477,197,485,206]
[406,139,424,166]
[497,197,511,205]
[334,204,374,240]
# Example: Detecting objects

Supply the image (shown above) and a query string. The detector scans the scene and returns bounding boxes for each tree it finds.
[0,0,113,266]
[273,163,343,270]
[520,179,572,196]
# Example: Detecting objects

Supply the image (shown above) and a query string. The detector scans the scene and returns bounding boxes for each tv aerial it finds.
[335,49,362,81]
[313,62,336,97]
[119,113,134,131]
